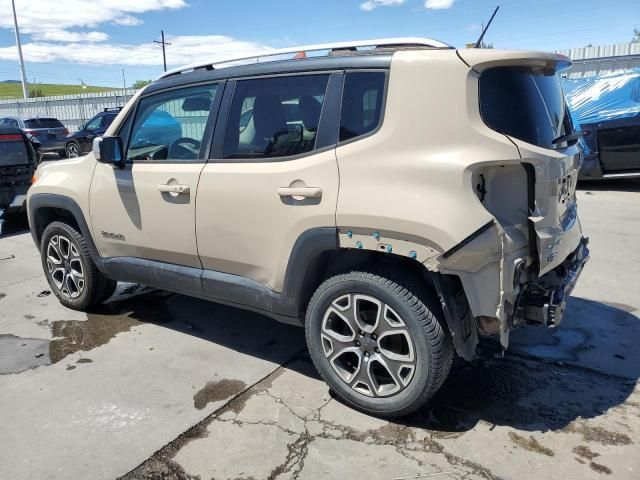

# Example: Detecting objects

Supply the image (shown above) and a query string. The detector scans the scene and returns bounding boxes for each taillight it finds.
[25,129,40,137]
[0,133,23,142]
[63,128,69,135]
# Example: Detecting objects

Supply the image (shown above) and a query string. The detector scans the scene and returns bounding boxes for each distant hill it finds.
[0,82,119,100]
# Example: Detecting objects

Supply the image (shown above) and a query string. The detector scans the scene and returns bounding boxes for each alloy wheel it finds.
[321,293,417,397]
[46,234,85,299]
[67,143,79,158]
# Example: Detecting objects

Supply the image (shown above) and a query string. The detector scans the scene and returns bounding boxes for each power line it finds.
[153,30,171,72]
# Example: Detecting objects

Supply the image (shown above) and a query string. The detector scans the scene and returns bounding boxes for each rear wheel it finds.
[65,142,80,158]
[305,271,453,417]
[40,221,116,310]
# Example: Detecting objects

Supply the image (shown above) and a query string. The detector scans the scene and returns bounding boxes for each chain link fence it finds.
[0,89,139,132]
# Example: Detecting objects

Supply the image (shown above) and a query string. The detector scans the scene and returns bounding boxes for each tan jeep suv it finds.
[28,38,589,417]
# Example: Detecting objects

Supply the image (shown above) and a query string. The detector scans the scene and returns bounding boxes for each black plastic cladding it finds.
[144,54,394,95]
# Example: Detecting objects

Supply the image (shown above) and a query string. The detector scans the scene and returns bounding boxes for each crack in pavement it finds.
[121,342,637,479]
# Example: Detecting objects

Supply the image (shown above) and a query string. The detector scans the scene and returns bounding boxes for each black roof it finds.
[145,52,393,96]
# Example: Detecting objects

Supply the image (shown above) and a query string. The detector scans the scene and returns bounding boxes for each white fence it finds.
[557,42,640,78]
[0,89,139,132]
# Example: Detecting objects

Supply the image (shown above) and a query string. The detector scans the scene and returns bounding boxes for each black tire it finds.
[58,149,67,159]
[64,142,80,158]
[305,270,453,418]
[40,221,116,310]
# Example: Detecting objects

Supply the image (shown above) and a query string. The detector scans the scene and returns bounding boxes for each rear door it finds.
[90,83,222,268]
[196,73,341,292]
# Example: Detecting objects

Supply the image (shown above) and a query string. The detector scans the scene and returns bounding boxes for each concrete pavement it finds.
[0,182,638,479]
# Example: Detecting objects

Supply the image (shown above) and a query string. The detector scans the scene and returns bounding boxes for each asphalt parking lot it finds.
[0,182,638,480]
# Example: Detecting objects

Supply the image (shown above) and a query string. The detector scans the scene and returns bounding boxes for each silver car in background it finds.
[0,116,68,157]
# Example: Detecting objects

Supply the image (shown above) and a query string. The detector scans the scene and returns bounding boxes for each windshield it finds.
[0,135,30,166]
[479,66,571,149]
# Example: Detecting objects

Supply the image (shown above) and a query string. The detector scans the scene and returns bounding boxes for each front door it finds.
[196,73,340,292]
[90,83,221,268]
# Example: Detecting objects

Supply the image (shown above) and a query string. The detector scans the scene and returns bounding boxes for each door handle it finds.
[158,184,190,194]
[277,187,322,199]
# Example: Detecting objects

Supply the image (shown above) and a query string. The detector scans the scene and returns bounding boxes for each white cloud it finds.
[424,0,456,9]
[34,31,110,43]
[0,35,273,68]
[0,0,186,44]
[360,0,405,12]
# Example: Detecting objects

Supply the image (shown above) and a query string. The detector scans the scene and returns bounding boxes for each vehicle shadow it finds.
[83,287,309,376]
[0,212,29,238]
[578,178,640,192]
[84,288,638,433]
[399,297,639,433]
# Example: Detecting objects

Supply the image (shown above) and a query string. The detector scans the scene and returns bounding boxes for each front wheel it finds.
[305,271,453,417]
[40,221,116,310]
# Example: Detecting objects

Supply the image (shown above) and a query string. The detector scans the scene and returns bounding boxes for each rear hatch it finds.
[23,118,68,143]
[459,49,583,275]
[0,130,34,204]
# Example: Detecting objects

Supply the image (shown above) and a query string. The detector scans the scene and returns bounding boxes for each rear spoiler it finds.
[457,49,572,73]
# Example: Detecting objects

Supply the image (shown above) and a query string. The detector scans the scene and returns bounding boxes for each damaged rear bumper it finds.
[515,237,590,327]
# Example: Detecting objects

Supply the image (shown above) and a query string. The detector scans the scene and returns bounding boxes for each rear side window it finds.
[24,118,64,129]
[103,114,117,129]
[339,71,386,142]
[222,74,330,159]
[1,118,19,128]
[479,66,569,149]
[0,134,29,166]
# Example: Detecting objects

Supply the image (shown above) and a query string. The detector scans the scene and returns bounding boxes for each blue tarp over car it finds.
[563,68,640,179]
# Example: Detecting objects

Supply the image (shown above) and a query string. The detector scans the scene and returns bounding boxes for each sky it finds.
[0,0,638,88]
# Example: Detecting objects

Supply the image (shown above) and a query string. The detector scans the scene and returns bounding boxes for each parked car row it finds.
[0,107,122,161]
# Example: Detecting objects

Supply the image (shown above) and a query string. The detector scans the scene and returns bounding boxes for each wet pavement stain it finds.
[193,379,247,410]
[508,432,554,456]
[0,292,6,301]
[76,358,93,364]
[49,315,142,364]
[49,291,175,364]
[23,314,35,320]
[573,445,600,460]
[564,422,632,446]
[590,461,613,475]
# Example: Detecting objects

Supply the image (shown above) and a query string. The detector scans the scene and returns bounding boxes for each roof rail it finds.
[159,37,451,79]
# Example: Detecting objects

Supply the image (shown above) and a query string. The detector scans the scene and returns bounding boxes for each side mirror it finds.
[94,136,125,168]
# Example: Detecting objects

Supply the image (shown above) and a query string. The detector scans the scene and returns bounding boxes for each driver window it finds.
[126,84,217,162]
[222,74,329,159]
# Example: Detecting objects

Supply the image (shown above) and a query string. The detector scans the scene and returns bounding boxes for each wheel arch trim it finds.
[28,193,100,261]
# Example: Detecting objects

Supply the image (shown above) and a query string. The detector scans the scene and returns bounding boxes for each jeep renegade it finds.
[28,39,589,417]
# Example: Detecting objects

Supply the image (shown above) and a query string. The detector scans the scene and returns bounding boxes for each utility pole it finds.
[122,68,127,91]
[10,0,29,99]
[154,30,171,72]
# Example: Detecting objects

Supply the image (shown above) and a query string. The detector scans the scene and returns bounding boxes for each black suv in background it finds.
[65,108,122,158]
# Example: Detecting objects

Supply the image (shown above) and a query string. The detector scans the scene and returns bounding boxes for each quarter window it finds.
[126,84,218,161]
[339,72,386,142]
[222,74,330,159]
